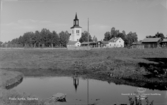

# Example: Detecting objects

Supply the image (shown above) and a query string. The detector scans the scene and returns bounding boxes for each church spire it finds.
[71,13,81,29]
[75,13,78,20]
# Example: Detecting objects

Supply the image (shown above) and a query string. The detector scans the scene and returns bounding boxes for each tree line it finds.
[0,27,166,48]
[1,28,71,47]
[0,29,97,48]
[146,32,165,39]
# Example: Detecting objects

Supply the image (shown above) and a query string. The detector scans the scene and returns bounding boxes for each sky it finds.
[0,0,167,42]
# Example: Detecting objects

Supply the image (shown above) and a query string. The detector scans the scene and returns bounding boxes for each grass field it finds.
[0,48,166,79]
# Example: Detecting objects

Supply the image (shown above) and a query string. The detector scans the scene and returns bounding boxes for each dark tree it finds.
[0,41,2,47]
[126,32,138,47]
[110,27,116,38]
[92,35,98,42]
[52,31,60,47]
[40,28,51,47]
[79,31,92,43]
[155,32,165,39]
[59,31,70,47]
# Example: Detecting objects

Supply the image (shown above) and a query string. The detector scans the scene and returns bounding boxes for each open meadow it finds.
[0,48,167,79]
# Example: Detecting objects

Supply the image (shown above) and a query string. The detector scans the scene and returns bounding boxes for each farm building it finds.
[142,38,161,48]
[81,42,98,47]
[101,41,109,47]
[67,41,81,49]
[161,39,167,48]
[81,41,109,48]
[131,41,144,49]
[106,37,124,48]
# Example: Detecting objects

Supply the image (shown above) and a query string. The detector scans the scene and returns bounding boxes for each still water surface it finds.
[13,76,167,105]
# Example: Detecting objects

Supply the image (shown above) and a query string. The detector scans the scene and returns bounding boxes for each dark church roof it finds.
[74,13,78,21]
[71,26,82,29]
[67,41,78,45]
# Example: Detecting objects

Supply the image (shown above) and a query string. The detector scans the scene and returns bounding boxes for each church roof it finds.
[67,41,79,45]
[71,26,82,29]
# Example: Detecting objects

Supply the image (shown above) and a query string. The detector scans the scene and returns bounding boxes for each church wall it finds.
[73,28,82,41]
[70,29,75,41]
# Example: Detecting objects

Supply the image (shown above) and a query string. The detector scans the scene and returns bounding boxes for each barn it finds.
[142,38,161,48]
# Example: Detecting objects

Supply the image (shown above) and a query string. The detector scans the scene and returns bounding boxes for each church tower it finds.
[70,13,82,41]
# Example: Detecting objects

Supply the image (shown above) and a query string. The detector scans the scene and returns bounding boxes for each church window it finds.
[76,30,79,33]
[76,21,79,25]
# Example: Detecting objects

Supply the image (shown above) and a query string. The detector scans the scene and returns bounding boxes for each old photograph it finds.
[0,0,167,105]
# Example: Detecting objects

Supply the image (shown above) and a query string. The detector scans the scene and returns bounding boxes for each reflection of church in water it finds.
[73,75,79,92]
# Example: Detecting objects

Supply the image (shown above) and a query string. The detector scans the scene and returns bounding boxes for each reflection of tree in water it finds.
[73,74,79,92]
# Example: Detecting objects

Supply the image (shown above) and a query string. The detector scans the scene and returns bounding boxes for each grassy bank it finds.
[0,70,23,89]
[0,48,167,84]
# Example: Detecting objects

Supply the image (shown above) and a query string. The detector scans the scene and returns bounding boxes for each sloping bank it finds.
[0,70,23,89]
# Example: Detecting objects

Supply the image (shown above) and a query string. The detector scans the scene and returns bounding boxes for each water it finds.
[13,76,167,105]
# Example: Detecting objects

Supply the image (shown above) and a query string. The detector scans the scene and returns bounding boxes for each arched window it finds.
[76,21,79,25]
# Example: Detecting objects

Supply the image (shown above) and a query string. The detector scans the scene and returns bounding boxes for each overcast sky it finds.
[0,0,167,42]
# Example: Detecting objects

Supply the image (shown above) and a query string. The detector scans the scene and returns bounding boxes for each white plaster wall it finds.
[75,42,81,46]
[73,28,82,41]
[107,38,124,48]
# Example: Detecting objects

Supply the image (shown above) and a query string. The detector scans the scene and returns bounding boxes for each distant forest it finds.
[0,27,166,48]
[2,28,71,48]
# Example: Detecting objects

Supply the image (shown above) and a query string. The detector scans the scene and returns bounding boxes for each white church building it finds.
[70,13,82,41]
[67,13,82,48]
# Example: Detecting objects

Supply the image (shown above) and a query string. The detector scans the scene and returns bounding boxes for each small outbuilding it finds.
[142,38,161,48]
[67,41,81,50]
[67,41,81,47]
[81,42,97,47]
[131,41,144,49]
